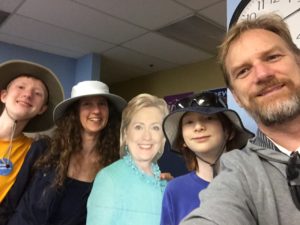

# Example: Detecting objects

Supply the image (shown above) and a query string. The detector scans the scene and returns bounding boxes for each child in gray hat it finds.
[160,91,253,225]
[0,60,64,224]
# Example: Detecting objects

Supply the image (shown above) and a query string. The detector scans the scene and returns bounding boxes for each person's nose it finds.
[253,62,274,82]
[194,121,205,132]
[142,129,152,140]
[22,88,34,99]
[91,104,101,114]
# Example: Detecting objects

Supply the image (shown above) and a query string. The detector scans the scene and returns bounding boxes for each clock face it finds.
[230,0,300,48]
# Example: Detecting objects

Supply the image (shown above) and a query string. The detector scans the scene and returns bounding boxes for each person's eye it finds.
[152,125,161,131]
[234,67,250,79]
[82,101,91,106]
[266,54,282,62]
[134,125,143,130]
[183,119,193,125]
[17,85,25,89]
[99,101,107,106]
[35,91,42,97]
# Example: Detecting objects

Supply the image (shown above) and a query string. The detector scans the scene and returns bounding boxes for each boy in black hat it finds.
[161,91,253,225]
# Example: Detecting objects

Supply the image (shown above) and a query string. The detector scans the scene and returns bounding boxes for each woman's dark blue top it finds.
[8,169,92,225]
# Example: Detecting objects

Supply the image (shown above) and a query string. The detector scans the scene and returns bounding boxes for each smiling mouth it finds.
[139,144,152,149]
[89,118,101,121]
[257,84,285,97]
[192,136,210,142]
[17,100,32,107]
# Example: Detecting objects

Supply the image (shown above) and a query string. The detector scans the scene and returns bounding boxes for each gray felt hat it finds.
[0,60,64,132]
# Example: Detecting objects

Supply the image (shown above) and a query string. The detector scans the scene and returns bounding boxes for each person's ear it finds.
[226,130,235,141]
[122,129,128,148]
[0,89,8,104]
[296,54,300,64]
[123,129,127,140]
[181,143,189,151]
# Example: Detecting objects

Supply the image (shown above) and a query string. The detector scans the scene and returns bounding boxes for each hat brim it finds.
[163,106,254,153]
[0,60,64,133]
[53,93,127,122]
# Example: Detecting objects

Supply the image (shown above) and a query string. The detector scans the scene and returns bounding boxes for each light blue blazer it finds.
[87,156,166,225]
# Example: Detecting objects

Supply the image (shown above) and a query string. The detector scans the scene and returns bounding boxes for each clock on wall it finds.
[229,0,300,48]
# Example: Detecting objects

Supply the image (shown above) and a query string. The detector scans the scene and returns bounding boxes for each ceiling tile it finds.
[157,15,225,55]
[175,0,223,10]
[0,0,23,13]
[74,0,193,30]
[123,32,212,65]
[0,33,82,58]
[102,46,178,84]
[103,46,177,72]
[16,0,146,43]
[198,0,226,28]
[0,14,114,57]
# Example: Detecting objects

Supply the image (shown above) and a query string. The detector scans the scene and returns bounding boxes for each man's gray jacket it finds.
[181,130,300,225]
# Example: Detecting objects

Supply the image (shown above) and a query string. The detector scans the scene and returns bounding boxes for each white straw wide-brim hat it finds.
[163,92,254,153]
[53,80,127,122]
[0,60,64,132]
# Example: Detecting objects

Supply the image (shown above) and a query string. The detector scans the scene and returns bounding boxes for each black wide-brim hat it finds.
[163,105,254,153]
[0,60,64,133]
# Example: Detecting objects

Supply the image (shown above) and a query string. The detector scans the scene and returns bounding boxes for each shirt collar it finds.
[267,136,300,156]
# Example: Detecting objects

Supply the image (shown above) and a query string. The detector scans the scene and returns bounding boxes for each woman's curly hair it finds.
[34,100,121,187]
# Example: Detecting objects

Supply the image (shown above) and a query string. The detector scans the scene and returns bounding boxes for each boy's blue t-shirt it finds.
[160,171,209,225]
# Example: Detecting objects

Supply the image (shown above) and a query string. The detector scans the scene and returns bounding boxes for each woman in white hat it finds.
[0,60,64,224]
[160,91,253,225]
[87,93,169,225]
[7,80,127,225]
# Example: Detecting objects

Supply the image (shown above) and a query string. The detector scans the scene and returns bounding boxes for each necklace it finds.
[0,122,16,176]
[123,154,165,191]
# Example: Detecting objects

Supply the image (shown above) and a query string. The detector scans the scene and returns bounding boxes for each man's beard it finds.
[244,79,300,126]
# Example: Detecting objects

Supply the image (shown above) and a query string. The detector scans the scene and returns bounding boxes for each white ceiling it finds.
[0,0,227,84]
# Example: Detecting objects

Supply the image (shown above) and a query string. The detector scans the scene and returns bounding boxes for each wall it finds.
[0,41,76,97]
[0,42,101,98]
[75,53,101,84]
[1,42,224,101]
[110,57,224,100]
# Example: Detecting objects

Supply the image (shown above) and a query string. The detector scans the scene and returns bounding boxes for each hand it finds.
[160,172,174,181]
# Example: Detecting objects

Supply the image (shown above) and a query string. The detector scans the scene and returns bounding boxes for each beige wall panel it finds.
[110,57,224,100]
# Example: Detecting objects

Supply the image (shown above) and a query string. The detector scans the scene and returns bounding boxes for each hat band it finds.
[174,92,227,111]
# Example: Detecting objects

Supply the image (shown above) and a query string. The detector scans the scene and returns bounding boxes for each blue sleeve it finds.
[86,170,118,225]
[181,152,258,225]
[160,183,175,225]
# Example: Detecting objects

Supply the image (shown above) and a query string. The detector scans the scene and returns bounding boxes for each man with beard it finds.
[181,14,300,225]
